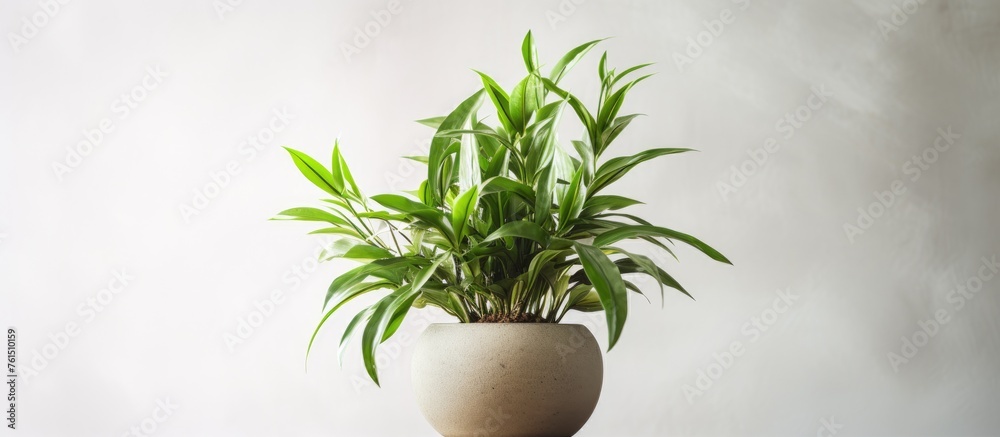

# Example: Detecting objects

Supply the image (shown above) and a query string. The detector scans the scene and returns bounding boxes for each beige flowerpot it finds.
[411,323,603,437]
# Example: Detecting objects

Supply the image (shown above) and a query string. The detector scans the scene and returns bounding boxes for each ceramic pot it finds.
[411,323,603,437]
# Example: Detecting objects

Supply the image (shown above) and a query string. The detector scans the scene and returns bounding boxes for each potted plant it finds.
[277,31,730,437]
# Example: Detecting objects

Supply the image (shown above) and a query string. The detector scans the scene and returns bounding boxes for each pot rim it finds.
[425,322,589,328]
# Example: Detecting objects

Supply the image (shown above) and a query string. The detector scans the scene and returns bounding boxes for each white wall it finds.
[2,0,999,435]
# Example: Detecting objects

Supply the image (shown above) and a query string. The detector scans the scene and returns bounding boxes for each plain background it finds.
[2,0,999,435]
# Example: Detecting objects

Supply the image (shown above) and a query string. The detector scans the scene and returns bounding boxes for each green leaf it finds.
[333,141,360,196]
[475,71,515,134]
[457,129,481,193]
[324,256,423,309]
[428,91,485,206]
[613,254,691,301]
[574,242,628,349]
[315,239,366,260]
[473,122,508,160]
[483,221,550,247]
[572,140,595,183]
[416,116,446,129]
[550,146,577,205]
[404,155,429,164]
[356,211,408,221]
[381,255,446,341]
[306,281,391,364]
[550,38,604,84]
[523,101,564,179]
[539,77,596,143]
[570,290,604,312]
[597,74,652,132]
[379,285,422,344]
[361,256,446,384]
[307,227,363,239]
[598,51,608,81]
[610,248,664,303]
[482,176,535,205]
[558,168,586,232]
[359,294,394,386]
[437,128,511,149]
[338,307,373,367]
[534,165,555,225]
[509,74,542,133]
[521,31,539,72]
[624,280,651,303]
[284,147,342,196]
[371,194,456,244]
[527,249,570,287]
[593,225,731,264]
[599,114,643,151]
[370,193,432,215]
[582,195,643,217]
[451,185,481,241]
[611,63,654,88]
[341,244,394,261]
[483,142,510,180]
[274,207,351,228]
[591,148,694,195]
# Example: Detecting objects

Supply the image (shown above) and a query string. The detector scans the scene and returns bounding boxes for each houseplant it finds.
[278,31,730,436]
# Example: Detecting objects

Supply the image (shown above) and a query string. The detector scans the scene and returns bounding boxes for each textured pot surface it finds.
[412,323,603,437]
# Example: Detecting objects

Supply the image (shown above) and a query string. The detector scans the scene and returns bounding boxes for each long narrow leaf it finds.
[284,147,342,196]
[306,281,392,364]
[591,148,693,195]
[550,38,604,84]
[593,225,731,264]
[360,256,447,384]
[428,91,485,206]
[451,186,481,241]
[483,221,550,246]
[509,75,542,133]
[521,31,539,72]
[558,168,586,232]
[475,71,514,134]
[574,242,628,349]
[482,176,535,205]
[274,207,352,228]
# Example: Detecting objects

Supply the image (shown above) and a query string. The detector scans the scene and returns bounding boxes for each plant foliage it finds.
[278,31,730,385]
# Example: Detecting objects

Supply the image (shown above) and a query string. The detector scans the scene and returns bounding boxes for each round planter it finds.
[411,323,603,437]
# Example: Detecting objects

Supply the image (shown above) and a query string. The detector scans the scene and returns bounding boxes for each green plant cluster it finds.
[278,32,730,384]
